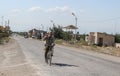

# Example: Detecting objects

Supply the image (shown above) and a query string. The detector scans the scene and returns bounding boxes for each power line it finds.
[101,17,120,22]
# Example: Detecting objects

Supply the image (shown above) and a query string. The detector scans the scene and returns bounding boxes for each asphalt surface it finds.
[14,36,120,76]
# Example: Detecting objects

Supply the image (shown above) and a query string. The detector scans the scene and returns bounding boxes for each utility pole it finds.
[5,21,7,26]
[50,20,55,33]
[50,20,55,38]
[8,20,10,26]
[41,24,44,31]
[1,16,4,26]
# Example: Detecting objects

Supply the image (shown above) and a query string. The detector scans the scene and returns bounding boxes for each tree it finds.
[50,25,72,40]
[50,25,64,39]
[62,31,72,41]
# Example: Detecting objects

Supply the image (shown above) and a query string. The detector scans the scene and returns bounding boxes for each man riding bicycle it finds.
[43,32,55,63]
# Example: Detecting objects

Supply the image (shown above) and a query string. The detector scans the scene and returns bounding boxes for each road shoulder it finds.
[0,38,39,76]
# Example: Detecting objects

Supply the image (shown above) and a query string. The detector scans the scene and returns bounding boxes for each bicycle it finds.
[45,45,53,66]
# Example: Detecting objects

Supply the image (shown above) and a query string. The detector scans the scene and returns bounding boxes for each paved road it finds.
[14,36,120,76]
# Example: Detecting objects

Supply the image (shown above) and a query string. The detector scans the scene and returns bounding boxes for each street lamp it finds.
[72,13,77,27]
[72,12,78,41]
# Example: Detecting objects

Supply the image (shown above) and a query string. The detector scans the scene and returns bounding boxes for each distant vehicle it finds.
[24,32,29,38]
[24,35,28,38]
[32,35,35,38]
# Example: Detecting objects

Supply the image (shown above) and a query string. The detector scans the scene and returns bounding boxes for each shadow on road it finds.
[52,63,78,67]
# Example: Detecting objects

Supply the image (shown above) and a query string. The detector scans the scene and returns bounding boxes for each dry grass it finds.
[55,39,120,57]
[98,47,120,57]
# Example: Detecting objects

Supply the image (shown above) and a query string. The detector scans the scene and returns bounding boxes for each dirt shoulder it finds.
[0,38,39,76]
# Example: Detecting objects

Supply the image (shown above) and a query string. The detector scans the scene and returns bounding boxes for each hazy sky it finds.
[0,0,120,34]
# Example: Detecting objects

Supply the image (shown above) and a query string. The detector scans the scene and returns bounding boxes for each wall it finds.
[88,32,115,46]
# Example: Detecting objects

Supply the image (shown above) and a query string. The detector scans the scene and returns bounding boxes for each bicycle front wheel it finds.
[48,56,52,66]
[47,51,52,66]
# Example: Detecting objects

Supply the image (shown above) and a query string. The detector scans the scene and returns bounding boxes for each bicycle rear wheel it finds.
[47,51,52,66]
[48,56,52,66]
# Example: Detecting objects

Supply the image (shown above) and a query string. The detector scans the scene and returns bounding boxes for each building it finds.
[28,28,46,39]
[86,32,115,46]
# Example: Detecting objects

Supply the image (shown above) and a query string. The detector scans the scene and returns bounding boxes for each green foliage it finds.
[54,26,64,39]
[63,32,72,41]
[115,34,120,43]
[0,26,11,44]
[50,25,64,39]
[50,25,72,41]
[0,37,10,44]
[55,39,64,44]
[79,34,86,41]
[0,39,3,44]
[16,32,26,36]
[0,32,9,39]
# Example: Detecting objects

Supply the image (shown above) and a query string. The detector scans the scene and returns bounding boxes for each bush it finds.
[55,39,64,44]
[0,32,10,44]
[0,39,3,44]
[115,34,120,43]
[0,32,9,38]
[0,37,10,44]
[62,32,72,41]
